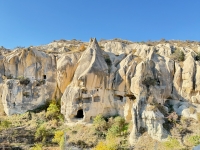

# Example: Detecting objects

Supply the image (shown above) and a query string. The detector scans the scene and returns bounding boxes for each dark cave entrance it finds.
[75,109,84,118]
[43,75,46,80]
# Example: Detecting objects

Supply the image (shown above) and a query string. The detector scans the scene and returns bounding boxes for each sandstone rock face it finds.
[1,38,200,144]
[0,49,57,115]
[57,52,81,93]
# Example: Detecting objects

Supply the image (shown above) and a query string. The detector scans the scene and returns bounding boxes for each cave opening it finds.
[75,109,84,118]
[43,75,46,80]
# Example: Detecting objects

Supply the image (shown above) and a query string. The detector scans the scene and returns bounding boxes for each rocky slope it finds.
[1,38,200,145]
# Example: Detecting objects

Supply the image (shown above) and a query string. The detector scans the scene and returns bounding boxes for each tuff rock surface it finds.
[1,38,200,144]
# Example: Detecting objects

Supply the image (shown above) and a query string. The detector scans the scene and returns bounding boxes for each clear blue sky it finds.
[0,0,200,49]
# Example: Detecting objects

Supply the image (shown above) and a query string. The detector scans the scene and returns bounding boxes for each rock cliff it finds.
[1,38,200,144]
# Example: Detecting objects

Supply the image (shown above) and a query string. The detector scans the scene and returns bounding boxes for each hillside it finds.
[1,38,200,149]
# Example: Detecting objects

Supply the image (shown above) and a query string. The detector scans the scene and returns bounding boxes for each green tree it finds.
[93,115,107,136]
[35,124,48,143]
[52,130,65,149]
[46,100,60,120]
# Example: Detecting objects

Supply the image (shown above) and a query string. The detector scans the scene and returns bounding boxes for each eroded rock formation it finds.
[1,38,200,144]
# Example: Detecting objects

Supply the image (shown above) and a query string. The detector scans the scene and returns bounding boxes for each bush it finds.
[106,125,120,139]
[163,137,182,149]
[167,112,178,123]
[30,143,43,150]
[196,52,200,61]
[52,130,65,149]
[94,141,109,150]
[52,130,64,144]
[79,44,86,51]
[59,136,65,150]
[93,114,107,136]
[171,49,185,62]
[0,120,12,129]
[187,135,200,146]
[19,77,30,85]
[46,100,61,120]
[106,116,128,140]
[35,124,48,143]
[94,140,117,150]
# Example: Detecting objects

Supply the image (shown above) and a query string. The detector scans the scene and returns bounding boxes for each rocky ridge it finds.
[1,38,200,145]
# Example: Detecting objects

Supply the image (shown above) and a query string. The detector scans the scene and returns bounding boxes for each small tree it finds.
[52,130,64,143]
[93,115,107,136]
[35,124,48,143]
[52,130,65,149]
[46,100,60,120]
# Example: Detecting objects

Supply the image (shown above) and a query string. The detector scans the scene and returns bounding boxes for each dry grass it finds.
[134,133,165,150]
[68,45,78,51]
[79,44,86,51]
[66,124,98,148]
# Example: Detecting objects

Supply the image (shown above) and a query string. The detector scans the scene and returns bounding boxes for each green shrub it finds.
[18,77,30,85]
[196,52,200,61]
[106,116,128,139]
[52,130,64,143]
[46,100,61,120]
[94,141,109,150]
[104,55,112,66]
[35,124,48,143]
[52,130,65,149]
[94,140,117,150]
[0,119,12,129]
[106,125,120,139]
[172,48,185,62]
[93,114,107,136]
[59,136,65,150]
[163,137,182,149]
[187,135,200,146]
[30,143,43,150]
